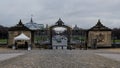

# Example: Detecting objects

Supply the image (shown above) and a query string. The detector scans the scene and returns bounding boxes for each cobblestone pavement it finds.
[0,49,120,68]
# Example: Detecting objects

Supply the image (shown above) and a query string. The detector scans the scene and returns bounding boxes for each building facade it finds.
[8,18,112,49]
[87,20,112,47]
[8,20,32,46]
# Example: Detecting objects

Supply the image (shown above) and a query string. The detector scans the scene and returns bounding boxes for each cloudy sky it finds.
[0,0,120,28]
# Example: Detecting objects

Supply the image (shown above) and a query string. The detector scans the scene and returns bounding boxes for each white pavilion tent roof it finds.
[14,33,30,40]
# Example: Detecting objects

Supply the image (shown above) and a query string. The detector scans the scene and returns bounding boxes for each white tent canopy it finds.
[14,33,30,40]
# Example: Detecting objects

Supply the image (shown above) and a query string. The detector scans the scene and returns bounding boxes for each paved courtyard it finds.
[0,49,120,68]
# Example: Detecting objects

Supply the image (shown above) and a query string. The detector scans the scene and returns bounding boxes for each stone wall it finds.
[88,31,111,47]
[8,31,31,46]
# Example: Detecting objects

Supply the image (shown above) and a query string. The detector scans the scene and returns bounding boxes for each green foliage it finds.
[0,39,7,44]
[112,40,120,42]
[34,36,48,41]
[72,36,86,41]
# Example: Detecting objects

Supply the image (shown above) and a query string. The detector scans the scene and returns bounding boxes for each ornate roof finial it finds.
[30,17,33,23]
[96,19,103,27]
[55,18,64,26]
[19,19,22,25]
[17,19,24,27]
[98,19,101,23]
[58,18,62,21]
[30,14,33,23]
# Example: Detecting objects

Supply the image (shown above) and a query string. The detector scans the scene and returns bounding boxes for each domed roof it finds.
[24,18,44,30]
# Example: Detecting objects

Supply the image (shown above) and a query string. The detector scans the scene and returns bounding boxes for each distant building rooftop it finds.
[24,18,44,30]
[73,25,79,30]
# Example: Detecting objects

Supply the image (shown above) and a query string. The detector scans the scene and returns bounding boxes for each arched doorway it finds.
[49,19,71,49]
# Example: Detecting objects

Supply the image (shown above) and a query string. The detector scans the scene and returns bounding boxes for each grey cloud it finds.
[0,0,120,28]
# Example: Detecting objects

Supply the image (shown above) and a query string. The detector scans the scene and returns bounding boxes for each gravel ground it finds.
[0,49,120,68]
[0,53,24,61]
[97,53,120,62]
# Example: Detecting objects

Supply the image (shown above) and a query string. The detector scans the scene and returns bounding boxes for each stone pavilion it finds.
[87,20,112,47]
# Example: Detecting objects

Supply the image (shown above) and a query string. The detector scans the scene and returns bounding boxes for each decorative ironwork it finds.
[96,33,104,42]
